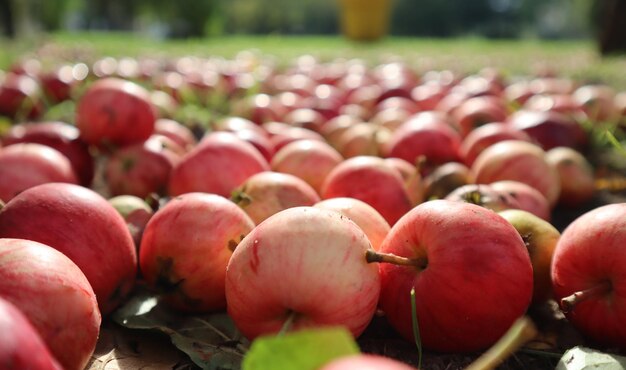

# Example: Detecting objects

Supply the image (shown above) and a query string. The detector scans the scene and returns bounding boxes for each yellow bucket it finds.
[338,0,393,41]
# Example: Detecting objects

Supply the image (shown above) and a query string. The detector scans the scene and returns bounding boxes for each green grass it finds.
[2,32,626,89]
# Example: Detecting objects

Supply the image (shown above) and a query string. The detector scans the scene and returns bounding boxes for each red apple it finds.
[572,84,619,124]
[507,110,587,151]
[232,171,321,225]
[109,195,154,248]
[0,72,43,120]
[320,354,416,370]
[0,183,137,315]
[38,64,86,103]
[321,156,413,225]
[225,207,381,339]
[551,203,626,349]
[459,122,531,166]
[422,161,471,200]
[0,297,63,370]
[336,123,391,158]
[0,238,100,370]
[471,140,561,207]
[445,183,522,212]
[452,96,508,137]
[490,180,552,221]
[0,143,78,203]
[168,132,270,197]
[314,197,390,251]
[2,121,95,186]
[105,135,180,198]
[76,77,157,148]
[270,139,343,195]
[140,193,255,312]
[545,147,595,207]
[370,200,532,352]
[154,118,197,152]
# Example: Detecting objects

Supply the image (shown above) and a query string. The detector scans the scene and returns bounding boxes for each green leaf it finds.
[410,287,422,370]
[112,289,249,370]
[556,346,626,370]
[243,327,360,370]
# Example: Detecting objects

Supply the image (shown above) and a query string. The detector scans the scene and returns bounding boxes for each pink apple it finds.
[551,203,626,349]
[370,107,412,132]
[2,121,95,186]
[384,157,417,182]
[168,131,270,197]
[572,84,618,124]
[545,147,595,207]
[320,354,416,370]
[109,195,154,248]
[76,77,157,148]
[445,183,522,212]
[232,171,321,225]
[490,180,552,221]
[336,123,391,158]
[214,116,268,138]
[0,143,78,203]
[0,183,137,315]
[154,118,197,152]
[471,140,561,207]
[371,200,532,352]
[459,122,532,166]
[321,156,413,225]
[270,139,343,195]
[0,297,63,370]
[225,207,380,339]
[0,238,100,370]
[314,197,390,251]
[452,95,508,137]
[140,193,255,312]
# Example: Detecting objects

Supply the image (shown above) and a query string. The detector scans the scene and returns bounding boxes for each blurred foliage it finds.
[0,0,599,39]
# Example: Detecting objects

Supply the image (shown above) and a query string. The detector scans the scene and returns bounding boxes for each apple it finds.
[0,72,44,120]
[154,118,197,152]
[214,116,268,138]
[452,95,508,137]
[490,180,552,221]
[545,147,595,208]
[38,64,86,103]
[0,238,100,370]
[225,207,381,339]
[270,139,343,195]
[232,171,321,225]
[319,354,416,370]
[140,193,255,312]
[76,77,157,148]
[2,121,95,186]
[168,131,270,197]
[336,123,391,158]
[370,107,412,132]
[321,156,413,225]
[507,110,587,151]
[445,183,522,212]
[384,111,462,167]
[471,140,561,207]
[422,161,471,200]
[522,94,586,120]
[411,81,448,111]
[551,203,626,349]
[369,200,533,352]
[498,209,560,304]
[267,125,326,152]
[572,84,619,124]
[151,90,179,119]
[0,297,63,370]
[320,114,361,149]
[109,195,154,248]
[314,197,390,251]
[0,143,78,203]
[384,157,417,182]
[105,134,180,198]
[0,183,138,315]
[459,122,532,166]
[227,129,275,163]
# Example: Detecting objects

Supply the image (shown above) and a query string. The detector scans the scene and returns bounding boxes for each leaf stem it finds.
[465,316,538,370]
[560,280,612,314]
[410,287,422,370]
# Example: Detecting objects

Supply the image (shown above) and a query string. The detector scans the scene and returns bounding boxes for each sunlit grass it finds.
[1,32,626,89]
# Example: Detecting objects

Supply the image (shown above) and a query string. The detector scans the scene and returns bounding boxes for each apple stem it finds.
[278,310,298,336]
[560,280,612,314]
[465,316,538,370]
[365,249,427,269]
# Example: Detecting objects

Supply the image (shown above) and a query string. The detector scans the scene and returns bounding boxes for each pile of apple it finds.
[1,52,626,369]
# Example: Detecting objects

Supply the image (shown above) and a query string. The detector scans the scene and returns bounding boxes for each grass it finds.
[2,32,626,90]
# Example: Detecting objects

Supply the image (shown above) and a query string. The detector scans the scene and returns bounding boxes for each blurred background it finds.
[0,0,623,53]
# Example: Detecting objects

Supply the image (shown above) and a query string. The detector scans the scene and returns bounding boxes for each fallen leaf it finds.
[556,346,626,370]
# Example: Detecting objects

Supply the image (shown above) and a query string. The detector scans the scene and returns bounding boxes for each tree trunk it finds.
[599,0,626,55]
[0,0,15,37]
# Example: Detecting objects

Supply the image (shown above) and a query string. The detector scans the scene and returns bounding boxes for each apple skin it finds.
[490,180,552,221]
[0,73,43,120]
[0,297,63,370]
[498,209,560,304]
[109,195,154,248]
[321,156,413,225]
[140,193,255,312]
[422,162,471,200]
[445,183,522,212]
[270,139,343,195]
[76,77,157,148]
[452,95,508,138]
[551,203,626,349]
[377,200,533,352]
[0,143,78,203]
[232,171,321,225]
[471,140,561,207]
[2,121,95,186]
[105,134,180,198]
[154,118,197,152]
[319,354,416,370]
[225,207,380,340]
[545,147,595,208]
[168,132,270,197]
[507,110,588,151]
[314,197,391,251]
[0,183,137,315]
[459,122,532,166]
[0,238,101,370]
[336,123,391,158]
